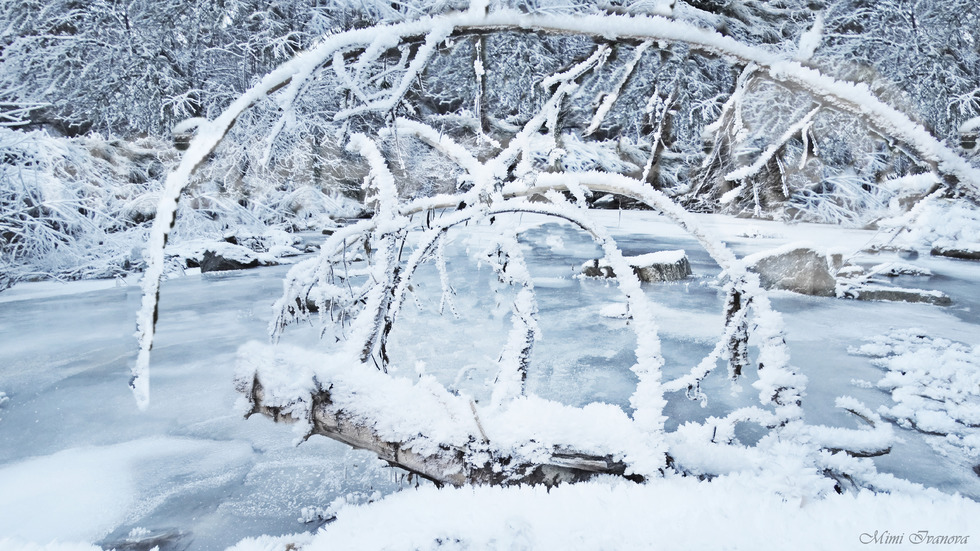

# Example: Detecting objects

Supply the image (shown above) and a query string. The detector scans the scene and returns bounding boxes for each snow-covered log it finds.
[243,378,636,487]
[235,342,644,488]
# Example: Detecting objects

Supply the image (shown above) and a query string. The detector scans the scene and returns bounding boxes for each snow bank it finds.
[882,199,980,253]
[0,446,140,542]
[252,477,980,551]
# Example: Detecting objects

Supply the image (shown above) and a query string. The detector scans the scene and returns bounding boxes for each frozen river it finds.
[1,211,978,549]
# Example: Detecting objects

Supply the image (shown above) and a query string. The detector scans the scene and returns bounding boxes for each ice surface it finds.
[0,265,402,548]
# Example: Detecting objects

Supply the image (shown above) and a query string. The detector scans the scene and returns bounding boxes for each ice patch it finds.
[0,437,252,543]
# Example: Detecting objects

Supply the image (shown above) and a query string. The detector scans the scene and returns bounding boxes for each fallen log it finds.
[235,342,893,488]
[235,342,645,488]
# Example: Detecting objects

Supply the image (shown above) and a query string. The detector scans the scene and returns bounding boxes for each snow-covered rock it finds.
[199,249,264,273]
[100,528,188,551]
[930,243,980,261]
[840,285,952,306]
[837,261,949,306]
[745,244,838,297]
[581,250,691,282]
[168,241,277,272]
[171,117,206,151]
[166,232,305,273]
[835,265,866,278]
[869,262,932,277]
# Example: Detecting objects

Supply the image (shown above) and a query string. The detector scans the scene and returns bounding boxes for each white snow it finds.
[171,117,207,135]
[255,477,980,551]
[626,249,687,265]
[851,330,980,459]
[6,2,980,549]
[0,541,99,551]
[960,116,980,134]
[0,276,140,304]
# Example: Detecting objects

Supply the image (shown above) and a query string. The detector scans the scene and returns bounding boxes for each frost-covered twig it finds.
[725,105,819,182]
[343,133,408,366]
[335,26,453,121]
[486,231,539,408]
[585,41,651,136]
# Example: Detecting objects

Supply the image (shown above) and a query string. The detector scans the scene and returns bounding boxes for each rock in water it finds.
[200,249,261,273]
[930,243,980,261]
[582,250,692,282]
[840,285,952,306]
[581,259,616,279]
[168,240,277,273]
[745,245,837,297]
[628,251,693,282]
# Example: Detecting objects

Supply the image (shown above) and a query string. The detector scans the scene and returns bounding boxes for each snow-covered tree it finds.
[126,3,980,496]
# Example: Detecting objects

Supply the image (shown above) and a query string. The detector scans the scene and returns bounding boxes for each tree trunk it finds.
[241,375,641,488]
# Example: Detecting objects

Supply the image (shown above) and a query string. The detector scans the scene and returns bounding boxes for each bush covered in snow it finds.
[0,128,165,283]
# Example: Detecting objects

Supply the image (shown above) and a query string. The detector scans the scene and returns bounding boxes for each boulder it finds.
[745,245,837,297]
[840,285,952,306]
[869,262,932,277]
[629,251,693,282]
[581,260,616,279]
[582,250,692,283]
[931,244,980,261]
[169,240,277,273]
[200,249,261,273]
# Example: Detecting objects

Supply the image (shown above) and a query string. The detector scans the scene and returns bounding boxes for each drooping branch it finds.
[724,105,820,182]
[486,231,539,408]
[334,26,452,121]
[137,16,938,494]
